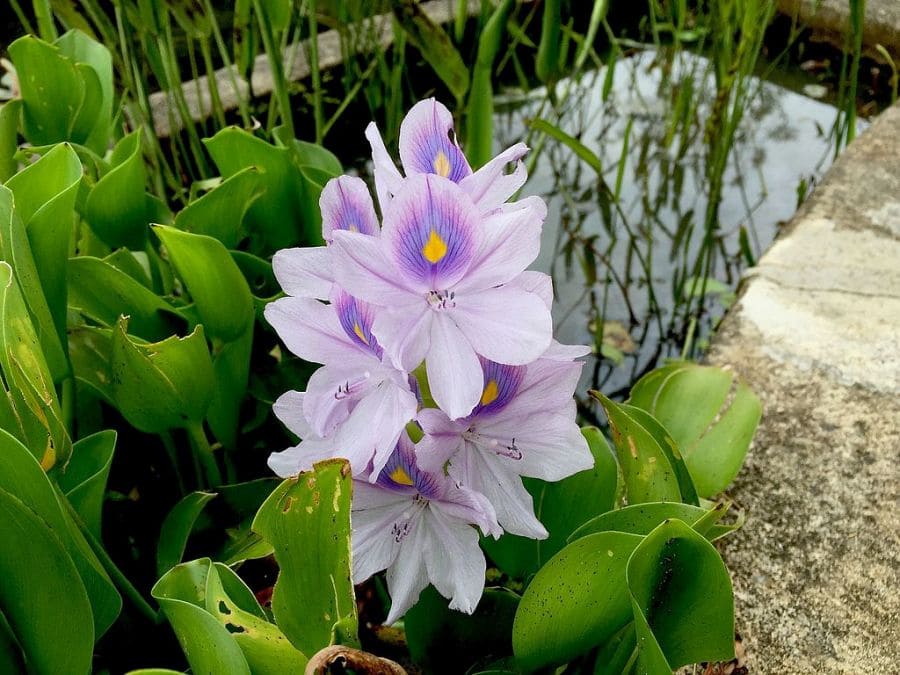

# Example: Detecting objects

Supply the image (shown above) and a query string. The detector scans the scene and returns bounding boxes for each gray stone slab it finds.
[708,101,900,671]
[777,0,900,57]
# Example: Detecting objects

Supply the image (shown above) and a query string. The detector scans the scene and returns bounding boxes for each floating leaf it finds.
[154,225,254,343]
[157,491,217,577]
[55,429,117,539]
[512,531,643,671]
[627,519,735,671]
[628,362,761,496]
[110,318,215,433]
[252,460,358,656]
[591,391,689,505]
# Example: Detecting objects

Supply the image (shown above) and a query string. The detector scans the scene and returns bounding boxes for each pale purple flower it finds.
[416,346,593,538]
[366,98,529,215]
[330,174,552,419]
[264,288,417,478]
[351,432,500,623]
[270,175,380,301]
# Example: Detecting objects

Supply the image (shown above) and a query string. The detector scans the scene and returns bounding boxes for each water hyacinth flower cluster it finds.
[265,99,593,623]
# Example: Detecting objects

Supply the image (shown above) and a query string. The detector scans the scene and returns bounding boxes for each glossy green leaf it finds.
[104,248,153,287]
[206,562,309,673]
[512,531,643,671]
[174,167,266,249]
[483,426,618,578]
[154,224,254,343]
[157,492,217,577]
[591,391,685,505]
[68,256,184,341]
[68,324,113,403]
[405,586,519,674]
[535,0,561,84]
[0,100,20,182]
[628,362,762,496]
[392,0,469,102]
[0,261,71,469]
[569,501,737,543]
[0,487,94,674]
[6,142,82,351]
[627,519,735,672]
[54,29,113,154]
[0,184,68,380]
[252,459,358,655]
[110,318,215,432]
[0,428,121,638]
[205,127,331,252]
[153,560,252,675]
[208,326,253,448]
[8,36,87,146]
[56,429,117,538]
[84,130,153,249]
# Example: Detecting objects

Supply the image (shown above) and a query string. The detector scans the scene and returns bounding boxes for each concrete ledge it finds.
[777,0,900,58]
[708,102,900,671]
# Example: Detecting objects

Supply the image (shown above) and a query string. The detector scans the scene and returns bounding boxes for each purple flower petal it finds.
[372,303,433,372]
[376,433,443,499]
[383,174,479,289]
[272,246,333,299]
[332,289,383,357]
[272,390,313,438]
[399,98,471,182]
[320,175,380,241]
[452,285,552,365]
[426,314,483,420]
[264,296,358,364]
[365,121,404,212]
[459,142,529,211]
[330,230,418,304]
[473,359,525,417]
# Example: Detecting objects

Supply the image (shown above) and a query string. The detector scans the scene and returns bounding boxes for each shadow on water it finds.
[491,48,867,415]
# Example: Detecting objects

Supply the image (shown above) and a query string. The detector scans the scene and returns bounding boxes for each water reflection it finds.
[493,49,865,413]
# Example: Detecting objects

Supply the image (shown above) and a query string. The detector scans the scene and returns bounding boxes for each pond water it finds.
[490,49,866,415]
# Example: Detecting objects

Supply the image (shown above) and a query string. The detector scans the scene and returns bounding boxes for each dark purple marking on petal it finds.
[388,174,477,288]
[376,435,443,500]
[333,290,382,358]
[399,99,472,183]
[472,358,525,417]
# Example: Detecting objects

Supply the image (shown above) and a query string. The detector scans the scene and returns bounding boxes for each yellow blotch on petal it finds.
[480,380,499,406]
[353,322,369,345]
[390,466,415,486]
[348,223,359,232]
[422,229,448,263]
[433,151,451,177]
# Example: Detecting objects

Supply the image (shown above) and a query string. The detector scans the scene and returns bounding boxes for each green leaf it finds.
[535,0,561,84]
[0,428,121,639]
[68,324,114,403]
[530,118,604,175]
[405,586,519,674]
[157,491,217,577]
[205,128,333,252]
[483,426,618,578]
[569,501,737,543]
[55,429,117,539]
[154,225,254,343]
[153,560,252,675]
[110,318,215,432]
[174,167,267,249]
[391,0,470,102]
[68,256,184,341]
[591,391,693,505]
[252,460,358,655]
[627,519,735,672]
[54,30,113,154]
[628,362,762,496]
[0,487,94,674]
[512,531,643,671]
[0,100,21,182]
[84,130,153,249]
[8,36,86,146]
[0,261,71,469]
[207,326,253,448]
[6,142,82,353]
[0,183,69,380]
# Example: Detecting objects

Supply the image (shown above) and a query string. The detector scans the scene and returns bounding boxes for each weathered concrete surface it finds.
[148,1,479,137]
[707,102,900,671]
[777,0,900,58]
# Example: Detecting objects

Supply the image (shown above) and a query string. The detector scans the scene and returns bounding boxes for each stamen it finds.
[333,371,371,400]
[425,289,456,310]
